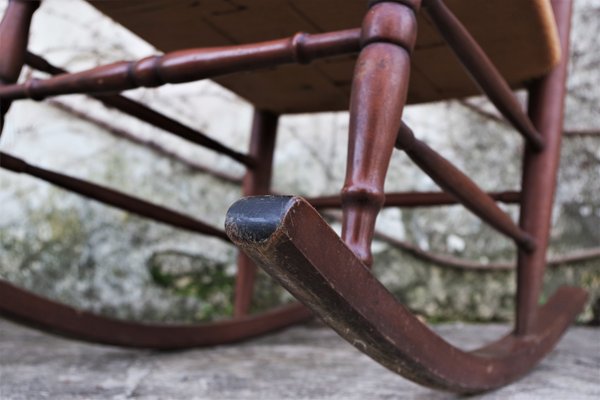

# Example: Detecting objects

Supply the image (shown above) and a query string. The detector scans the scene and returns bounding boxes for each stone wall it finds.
[0,0,598,323]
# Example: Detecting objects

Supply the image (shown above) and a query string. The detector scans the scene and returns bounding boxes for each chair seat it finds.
[89,0,560,114]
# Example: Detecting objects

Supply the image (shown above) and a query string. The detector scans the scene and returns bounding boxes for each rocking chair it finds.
[0,0,586,393]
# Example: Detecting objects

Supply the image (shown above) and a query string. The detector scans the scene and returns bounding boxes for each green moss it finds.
[147,250,235,320]
[374,246,599,324]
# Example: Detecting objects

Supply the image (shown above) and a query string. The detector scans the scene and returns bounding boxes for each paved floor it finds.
[0,318,598,399]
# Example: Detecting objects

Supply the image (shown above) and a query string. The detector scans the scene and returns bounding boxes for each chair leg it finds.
[233,109,279,317]
[516,0,574,335]
[0,0,40,133]
[341,0,421,266]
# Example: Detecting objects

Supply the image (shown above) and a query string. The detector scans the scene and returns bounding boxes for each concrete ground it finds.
[0,318,598,400]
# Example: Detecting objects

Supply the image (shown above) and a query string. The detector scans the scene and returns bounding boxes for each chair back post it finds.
[0,0,39,132]
[516,0,574,335]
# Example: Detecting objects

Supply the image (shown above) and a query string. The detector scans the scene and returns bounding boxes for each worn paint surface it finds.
[0,0,598,325]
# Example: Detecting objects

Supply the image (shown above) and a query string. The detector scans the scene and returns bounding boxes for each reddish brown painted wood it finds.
[0,279,311,349]
[0,29,361,101]
[0,152,230,242]
[423,0,544,151]
[226,196,587,393]
[341,1,420,266]
[234,110,279,317]
[23,51,65,76]
[395,122,536,251]
[0,0,585,391]
[322,210,600,271]
[516,0,574,335]
[24,52,254,167]
[0,0,39,83]
[0,0,39,131]
[88,0,563,114]
[309,190,520,209]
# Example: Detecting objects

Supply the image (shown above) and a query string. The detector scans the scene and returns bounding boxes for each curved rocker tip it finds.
[225,195,297,243]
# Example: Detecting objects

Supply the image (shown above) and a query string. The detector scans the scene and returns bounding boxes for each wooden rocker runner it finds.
[0,0,587,393]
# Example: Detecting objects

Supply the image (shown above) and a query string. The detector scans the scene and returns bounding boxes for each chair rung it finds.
[0,29,360,100]
[308,190,520,209]
[0,152,230,242]
[395,123,535,252]
[24,52,254,167]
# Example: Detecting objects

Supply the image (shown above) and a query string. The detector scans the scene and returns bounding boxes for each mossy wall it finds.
[0,0,598,324]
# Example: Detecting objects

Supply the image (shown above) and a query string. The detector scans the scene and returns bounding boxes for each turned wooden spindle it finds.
[0,29,361,102]
[24,52,254,167]
[341,0,421,267]
[0,0,40,131]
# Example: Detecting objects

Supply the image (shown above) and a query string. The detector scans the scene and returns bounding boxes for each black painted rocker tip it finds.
[225,195,297,243]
